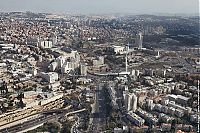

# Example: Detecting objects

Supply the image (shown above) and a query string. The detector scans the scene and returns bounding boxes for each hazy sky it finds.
[0,0,199,14]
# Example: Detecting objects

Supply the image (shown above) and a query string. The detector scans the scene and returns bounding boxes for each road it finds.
[176,52,196,74]
[0,113,59,133]
[71,116,80,133]
[89,82,107,133]
[0,109,86,133]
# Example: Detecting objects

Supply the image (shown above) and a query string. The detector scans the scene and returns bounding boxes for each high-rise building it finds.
[124,92,138,112]
[127,94,133,111]
[49,62,58,71]
[57,56,65,68]
[80,64,87,76]
[135,33,143,49]
[131,69,140,77]
[155,50,160,58]
[52,36,58,46]
[132,93,138,112]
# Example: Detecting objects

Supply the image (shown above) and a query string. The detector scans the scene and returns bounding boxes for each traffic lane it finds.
[0,113,64,133]
[0,115,52,133]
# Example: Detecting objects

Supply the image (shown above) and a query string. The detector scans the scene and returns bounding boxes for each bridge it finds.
[93,71,130,77]
[42,108,86,115]
[65,108,86,117]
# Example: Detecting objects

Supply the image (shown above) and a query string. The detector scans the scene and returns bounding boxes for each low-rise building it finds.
[39,41,53,49]
[114,127,123,133]
[176,95,189,105]
[126,111,145,126]
[137,108,158,125]
[111,45,125,55]
[93,56,104,67]
[40,72,58,83]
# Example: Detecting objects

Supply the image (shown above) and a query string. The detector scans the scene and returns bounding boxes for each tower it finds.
[125,44,129,72]
[136,32,143,49]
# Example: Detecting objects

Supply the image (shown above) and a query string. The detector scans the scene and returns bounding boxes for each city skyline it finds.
[0,0,199,15]
[0,1,199,132]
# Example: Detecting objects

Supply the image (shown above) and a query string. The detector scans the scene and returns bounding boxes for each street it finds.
[89,83,107,132]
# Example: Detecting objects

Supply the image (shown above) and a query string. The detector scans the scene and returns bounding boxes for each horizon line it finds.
[0,11,199,17]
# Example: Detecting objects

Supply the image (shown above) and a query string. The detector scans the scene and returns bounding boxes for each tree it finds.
[0,81,8,95]
[17,92,25,108]
[60,121,72,133]
[171,119,177,133]
[43,122,60,133]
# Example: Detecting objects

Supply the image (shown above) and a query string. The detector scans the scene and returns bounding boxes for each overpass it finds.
[93,71,130,77]
[65,108,86,117]
[42,108,86,114]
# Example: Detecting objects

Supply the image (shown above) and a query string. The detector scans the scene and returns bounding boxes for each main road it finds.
[0,113,59,133]
[89,82,107,133]
[0,108,86,133]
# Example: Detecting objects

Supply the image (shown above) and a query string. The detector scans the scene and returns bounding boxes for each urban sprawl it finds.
[0,12,199,133]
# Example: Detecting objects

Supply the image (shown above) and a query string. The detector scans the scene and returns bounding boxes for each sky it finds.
[0,0,199,15]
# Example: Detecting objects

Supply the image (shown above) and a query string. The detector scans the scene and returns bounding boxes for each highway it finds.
[0,113,59,133]
[0,109,86,133]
